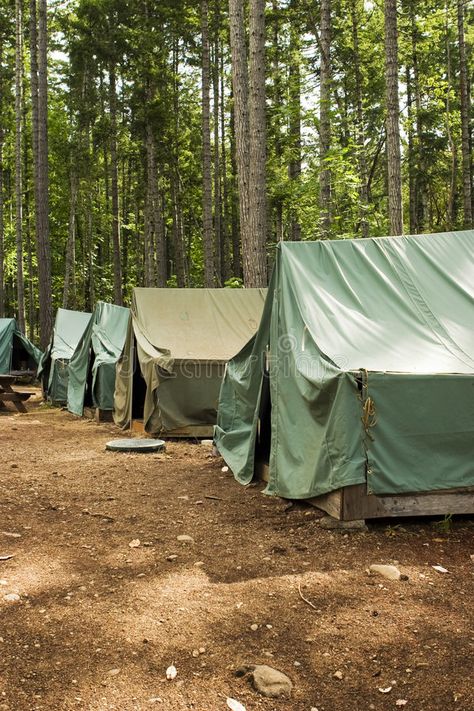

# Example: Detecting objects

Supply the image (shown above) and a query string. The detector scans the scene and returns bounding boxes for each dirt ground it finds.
[0,390,473,711]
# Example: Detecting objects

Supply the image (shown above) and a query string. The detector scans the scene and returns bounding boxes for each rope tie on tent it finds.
[359,369,377,440]
[358,368,377,495]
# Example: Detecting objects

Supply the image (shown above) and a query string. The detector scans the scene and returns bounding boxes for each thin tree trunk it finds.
[288,0,302,241]
[247,0,268,286]
[220,47,231,281]
[0,34,4,318]
[384,0,403,235]
[319,0,332,238]
[406,66,417,233]
[109,65,123,304]
[229,100,242,277]
[445,3,457,230]
[144,115,156,287]
[171,41,187,288]
[228,0,251,278]
[457,0,472,228]
[15,0,25,332]
[34,0,53,347]
[212,21,223,283]
[63,171,77,308]
[154,185,167,287]
[351,0,369,238]
[201,0,215,287]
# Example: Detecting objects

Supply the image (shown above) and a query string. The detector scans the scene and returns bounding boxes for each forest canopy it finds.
[0,0,472,347]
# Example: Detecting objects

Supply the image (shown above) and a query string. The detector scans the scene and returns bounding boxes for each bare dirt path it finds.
[0,392,473,711]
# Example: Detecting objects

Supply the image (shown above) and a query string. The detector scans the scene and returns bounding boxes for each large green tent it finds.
[0,318,42,375]
[67,301,130,416]
[38,308,92,404]
[114,287,267,434]
[215,230,474,500]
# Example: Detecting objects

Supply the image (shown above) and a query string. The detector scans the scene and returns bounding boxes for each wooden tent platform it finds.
[257,463,474,520]
[83,406,114,423]
[130,419,213,439]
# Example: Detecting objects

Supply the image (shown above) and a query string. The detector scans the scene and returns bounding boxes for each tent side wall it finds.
[0,320,16,373]
[215,276,275,482]
[113,315,135,428]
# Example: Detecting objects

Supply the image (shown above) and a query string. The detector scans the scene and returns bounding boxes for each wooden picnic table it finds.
[0,375,33,413]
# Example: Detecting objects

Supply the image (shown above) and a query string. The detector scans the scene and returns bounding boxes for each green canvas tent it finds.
[38,308,92,404]
[114,287,267,435]
[67,301,130,416]
[215,230,474,506]
[0,318,42,375]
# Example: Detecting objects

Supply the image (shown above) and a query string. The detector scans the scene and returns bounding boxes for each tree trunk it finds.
[288,0,302,241]
[247,0,268,286]
[15,0,25,332]
[319,0,332,238]
[201,0,215,287]
[0,34,4,317]
[228,0,251,278]
[229,100,242,277]
[220,47,231,281]
[144,115,156,287]
[154,185,167,287]
[34,0,53,348]
[213,23,223,283]
[457,0,472,228]
[63,171,77,308]
[109,65,123,304]
[350,0,369,238]
[445,5,457,230]
[384,0,403,235]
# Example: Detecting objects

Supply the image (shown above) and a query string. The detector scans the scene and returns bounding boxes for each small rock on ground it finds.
[369,564,402,581]
[250,665,293,698]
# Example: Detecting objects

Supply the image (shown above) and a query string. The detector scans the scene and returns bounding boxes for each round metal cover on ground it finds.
[105,438,166,453]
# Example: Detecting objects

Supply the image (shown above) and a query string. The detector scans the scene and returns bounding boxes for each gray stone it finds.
[250,665,293,698]
[369,564,402,581]
[319,516,368,532]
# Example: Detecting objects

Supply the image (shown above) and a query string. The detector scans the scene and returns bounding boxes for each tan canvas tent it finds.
[114,287,266,434]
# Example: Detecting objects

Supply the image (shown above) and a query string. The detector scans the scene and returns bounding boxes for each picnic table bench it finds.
[0,375,33,413]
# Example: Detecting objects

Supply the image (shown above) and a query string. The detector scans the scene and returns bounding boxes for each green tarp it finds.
[38,308,92,404]
[114,288,267,434]
[67,301,130,416]
[215,230,474,498]
[0,318,42,374]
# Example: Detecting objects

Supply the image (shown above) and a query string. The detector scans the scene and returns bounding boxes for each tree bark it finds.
[201,0,215,287]
[15,0,25,332]
[63,171,77,308]
[247,0,268,286]
[319,0,332,238]
[0,35,4,318]
[109,65,123,304]
[35,0,53,347]
[144,116,156,287]
[288,0,302,241]
[350,0,369,238]
[384,0,403,235]
[228,0,251,278]
[457,0,472,228]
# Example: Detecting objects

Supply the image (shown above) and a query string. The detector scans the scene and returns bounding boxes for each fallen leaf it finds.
[396,701,408,707]
[432,565,448,574]
[227,699,246,711]
[378,686,393,694]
